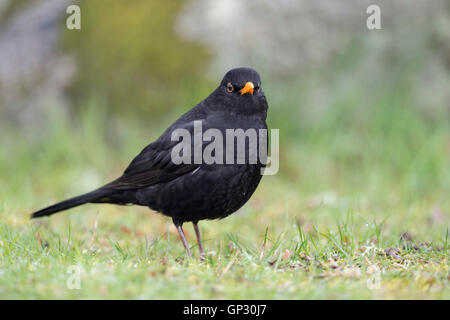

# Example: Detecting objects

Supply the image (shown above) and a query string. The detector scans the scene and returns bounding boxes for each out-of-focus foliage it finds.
[63,0,211,118]
[0,0,74,129]
[179,0,450,120]
[0,0,29,21]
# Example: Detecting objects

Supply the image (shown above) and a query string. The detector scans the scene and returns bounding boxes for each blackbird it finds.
[31,67,269,258]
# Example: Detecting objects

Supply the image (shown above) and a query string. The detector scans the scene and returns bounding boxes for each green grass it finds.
[0,66,449,299]
[0,194,447,299]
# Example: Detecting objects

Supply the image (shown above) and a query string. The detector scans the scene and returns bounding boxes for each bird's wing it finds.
[104,119,202,190]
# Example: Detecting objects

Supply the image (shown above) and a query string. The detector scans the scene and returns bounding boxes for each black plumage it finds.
[31,67,269,257]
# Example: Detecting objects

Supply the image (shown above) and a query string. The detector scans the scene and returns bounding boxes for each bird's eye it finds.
[226,82,234,93]
[255,85,261,93]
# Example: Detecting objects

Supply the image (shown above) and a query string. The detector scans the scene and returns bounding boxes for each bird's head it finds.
[213,67,267,116]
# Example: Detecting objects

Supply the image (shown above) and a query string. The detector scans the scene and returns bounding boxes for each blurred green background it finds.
[0,0,448,299]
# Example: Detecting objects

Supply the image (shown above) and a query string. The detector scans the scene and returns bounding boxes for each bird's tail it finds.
[30,188,114,219]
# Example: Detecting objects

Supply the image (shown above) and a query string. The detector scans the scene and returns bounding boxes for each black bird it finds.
[31,67,269,258]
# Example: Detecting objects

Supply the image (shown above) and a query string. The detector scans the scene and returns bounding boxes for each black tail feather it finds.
[31,188,114,219]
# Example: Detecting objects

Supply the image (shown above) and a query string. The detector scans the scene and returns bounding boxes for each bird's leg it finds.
[193,221,205,259]
[174,220,192,257]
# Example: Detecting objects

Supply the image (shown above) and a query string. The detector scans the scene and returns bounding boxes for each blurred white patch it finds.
[309,191,337,207]
[366,267,381,290]
[79,169,102,191]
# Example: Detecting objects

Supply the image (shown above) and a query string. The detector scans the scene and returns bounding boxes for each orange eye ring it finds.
[226,82,234,93]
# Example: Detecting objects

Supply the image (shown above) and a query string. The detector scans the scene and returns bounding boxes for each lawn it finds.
[0,70,448,299]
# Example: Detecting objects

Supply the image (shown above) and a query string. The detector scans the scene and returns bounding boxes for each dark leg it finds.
[173,220,192,257]
[193,221,205,259]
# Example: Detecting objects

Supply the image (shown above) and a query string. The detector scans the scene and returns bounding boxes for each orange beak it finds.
[239,82,254,95]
